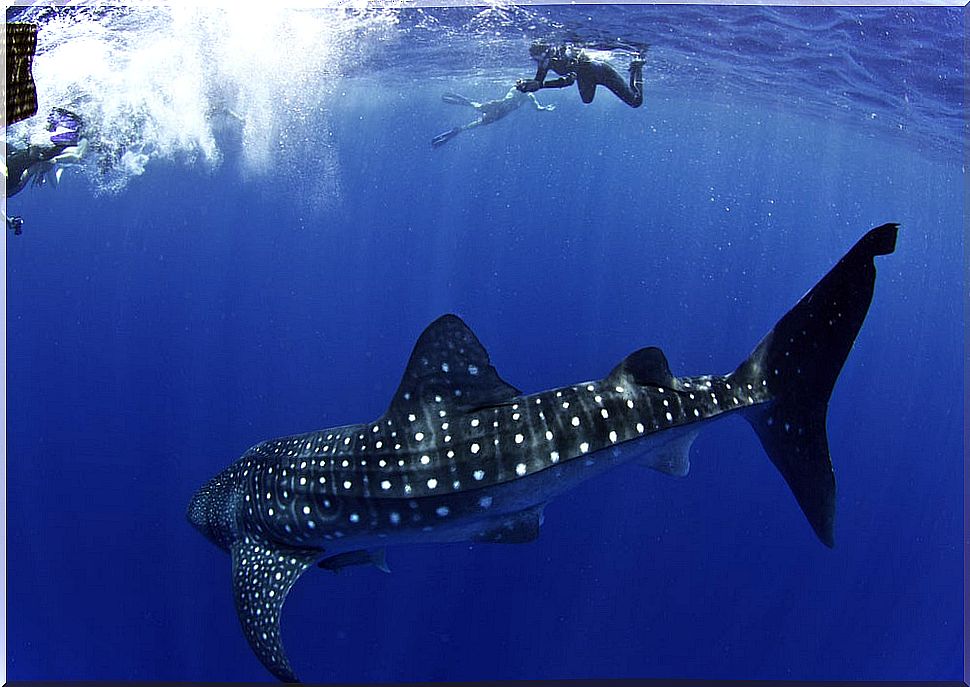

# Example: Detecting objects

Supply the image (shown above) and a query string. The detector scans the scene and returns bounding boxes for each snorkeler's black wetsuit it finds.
[518,46,644,108]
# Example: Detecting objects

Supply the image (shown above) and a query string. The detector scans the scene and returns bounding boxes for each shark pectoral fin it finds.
[637,429,697,477]
[231,536,319,682]
[384,315,521,418]
[471,506,545,544]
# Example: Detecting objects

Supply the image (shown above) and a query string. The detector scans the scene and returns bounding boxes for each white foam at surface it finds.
[13,6,399,196]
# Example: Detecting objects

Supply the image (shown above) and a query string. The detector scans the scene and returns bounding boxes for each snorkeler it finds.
[5,107,87,235]
[431,86,556,149]
[6,107,87,196]
[516,41,645,108]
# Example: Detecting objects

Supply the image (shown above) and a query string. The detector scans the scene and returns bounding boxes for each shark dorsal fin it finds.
[387,315,520,415]
[606,346,680,390]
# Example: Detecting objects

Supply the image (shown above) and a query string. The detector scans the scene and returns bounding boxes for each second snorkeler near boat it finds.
[6,107,87,198]
[431,86,556,149]
[517,41,645,108]
[5,107,88,234]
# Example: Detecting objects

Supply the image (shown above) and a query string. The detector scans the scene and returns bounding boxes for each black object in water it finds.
[6,23,38,126]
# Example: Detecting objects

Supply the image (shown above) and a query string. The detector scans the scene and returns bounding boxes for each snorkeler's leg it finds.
[431,116,486,148]
[442,93,476,107]
[594,62,642,108]
[577,76,597,104]
[51,138,89,165]
[628,56,644,107]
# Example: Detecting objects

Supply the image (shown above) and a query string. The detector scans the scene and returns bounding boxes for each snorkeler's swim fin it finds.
[431,127,462,149]
[441,93,474,106]
[48,108,84,146]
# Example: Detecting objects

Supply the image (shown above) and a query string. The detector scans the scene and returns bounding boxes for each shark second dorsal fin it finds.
[606,346,681,391]
[231,536,319,682]
[386,314,520,415]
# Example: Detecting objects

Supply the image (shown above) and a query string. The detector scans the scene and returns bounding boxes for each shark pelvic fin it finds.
[637,427,697,477]
[317,548,390,574]
[386,314,520,416]
[231,536,319,682]
[472,506,545,544]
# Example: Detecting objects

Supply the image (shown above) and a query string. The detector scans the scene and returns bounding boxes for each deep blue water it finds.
[5,4,965,683]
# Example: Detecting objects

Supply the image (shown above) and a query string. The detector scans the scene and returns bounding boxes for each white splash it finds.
[14,6,399,197]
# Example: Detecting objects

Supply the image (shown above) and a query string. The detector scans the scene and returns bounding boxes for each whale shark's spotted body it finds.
[189,224,898,682]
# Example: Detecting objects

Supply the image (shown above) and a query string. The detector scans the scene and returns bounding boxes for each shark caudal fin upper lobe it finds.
[731,223,898,547]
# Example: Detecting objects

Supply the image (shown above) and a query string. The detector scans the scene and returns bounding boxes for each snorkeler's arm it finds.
[537,73,575,89]
[527,93,555,111]
[516,62,551,92]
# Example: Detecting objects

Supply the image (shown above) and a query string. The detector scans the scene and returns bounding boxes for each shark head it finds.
[188,472,239,552]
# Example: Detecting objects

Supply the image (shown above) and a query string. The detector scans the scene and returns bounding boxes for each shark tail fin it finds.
[730,224,898,547]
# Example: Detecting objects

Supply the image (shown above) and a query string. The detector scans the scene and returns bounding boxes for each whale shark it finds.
[188,223,898,682]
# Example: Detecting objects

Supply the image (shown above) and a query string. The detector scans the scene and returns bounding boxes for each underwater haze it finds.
[5,4,965,683]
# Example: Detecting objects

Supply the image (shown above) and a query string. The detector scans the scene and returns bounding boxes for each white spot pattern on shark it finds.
[187,224,899,682]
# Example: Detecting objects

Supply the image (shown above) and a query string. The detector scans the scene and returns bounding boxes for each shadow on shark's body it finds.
[188,223,899,682]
